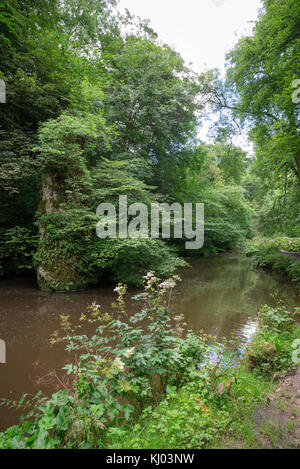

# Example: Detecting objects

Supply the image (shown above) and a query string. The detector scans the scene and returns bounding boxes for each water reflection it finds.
[172,255,299,342]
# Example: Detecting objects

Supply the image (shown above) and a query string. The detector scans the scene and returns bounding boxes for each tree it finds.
[0,0,121,278]
[226,0,300,184]
[98,35,201,191]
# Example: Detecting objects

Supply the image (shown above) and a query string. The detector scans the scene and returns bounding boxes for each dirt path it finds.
[254,368,300,448]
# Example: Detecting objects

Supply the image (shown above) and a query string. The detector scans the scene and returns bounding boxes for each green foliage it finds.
[222,0,300,240]
[245,237,300,254]
[0,0,257,286]
[206,143,247,185]
[105,368,273,450]
[244,342,277,374]
[0,274,210,448]
[93,238,185,286]
[244,305,300,377]
[107,305,300,449]
[34,94,185,289]
[100,35,201,189]
[244,238,300,282]
[202,186,253,253]
[0,226,38,277]
[0,129,40,278]
[227,0,300,181]
[107,380,232,449]
[34,83,113,290]
[175,144,254,254]
[243,160,300,238]
[0,0,120,281]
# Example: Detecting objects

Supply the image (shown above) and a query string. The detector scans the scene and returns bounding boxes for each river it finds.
[0,254,299,431]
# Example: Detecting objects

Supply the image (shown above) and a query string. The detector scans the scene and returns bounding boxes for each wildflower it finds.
[112,357,125,372]
[196,396,210,413]
[137,292,149,299]
[86,302,101,318]
[49,330,60,345]
[60,314,71,329]
[143,271,155,280]
[114,284,126,296]
[159,279,176,291]
[143,271,160,291]
[102,313,112,323]
[173,275,181,282]
[124,347,135,358]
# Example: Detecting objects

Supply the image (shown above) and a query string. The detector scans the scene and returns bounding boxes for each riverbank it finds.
[104,305,300,450]
[0,274,299,449]
[104,368,300,449]
[244,238,300,283]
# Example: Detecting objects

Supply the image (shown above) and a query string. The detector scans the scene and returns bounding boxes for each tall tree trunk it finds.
[36,174,63,290]
[36,169,91,292]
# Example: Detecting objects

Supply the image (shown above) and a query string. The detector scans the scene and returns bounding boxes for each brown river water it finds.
[0,254,299,431]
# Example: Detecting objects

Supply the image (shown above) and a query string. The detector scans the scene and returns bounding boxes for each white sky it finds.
[117,0,263,152]
[118,0,262,74]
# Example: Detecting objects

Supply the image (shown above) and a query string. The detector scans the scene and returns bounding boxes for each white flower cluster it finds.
[159,275,181,292]
[143,271,158,291]
[143,271,155,280]
[112,357,125,372]
[124,347,135,358]
[159,279,176,291]
[114,284,124,295]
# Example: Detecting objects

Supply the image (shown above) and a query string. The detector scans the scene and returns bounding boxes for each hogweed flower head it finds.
[124,347,135,358]
[159,279,176,291]
[144,271,159,291]
[112,357,125,372]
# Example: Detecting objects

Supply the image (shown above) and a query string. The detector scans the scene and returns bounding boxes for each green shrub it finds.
[0,226,38,277]
[272,237,300,253]
[244,237,300,255]
[244,342,277,373]
[244,238,300,282]
[244,305,300,377]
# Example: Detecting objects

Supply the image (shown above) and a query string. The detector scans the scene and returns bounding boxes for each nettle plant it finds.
[0,273,210,449]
